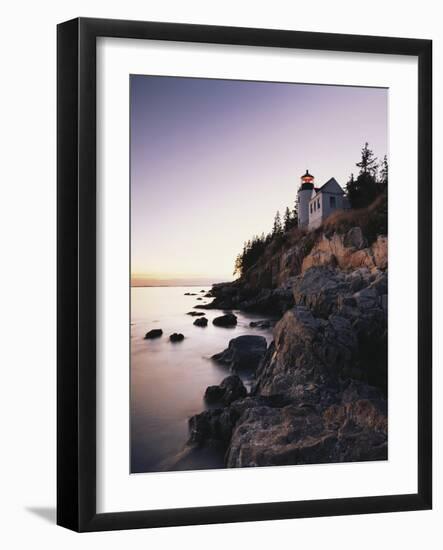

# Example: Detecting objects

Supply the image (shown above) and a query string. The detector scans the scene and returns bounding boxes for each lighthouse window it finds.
[317,198,320,209]
[310,203,313,214]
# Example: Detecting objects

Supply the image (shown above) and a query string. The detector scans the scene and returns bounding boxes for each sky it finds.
[131,75,387,285]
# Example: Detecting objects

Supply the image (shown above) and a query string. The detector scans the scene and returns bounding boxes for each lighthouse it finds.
[297,170,315,228]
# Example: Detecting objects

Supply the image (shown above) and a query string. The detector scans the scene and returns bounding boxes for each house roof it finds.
[310,177,345,200]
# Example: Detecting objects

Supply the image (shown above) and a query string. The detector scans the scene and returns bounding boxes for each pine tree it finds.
[272,211,283,236]
[284,207,292,231]
[292,200,299,228]
[379,155,388,192]
[346,143,380,208]
[356,142,378,176]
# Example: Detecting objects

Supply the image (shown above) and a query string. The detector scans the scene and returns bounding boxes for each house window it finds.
[329,196,336,208]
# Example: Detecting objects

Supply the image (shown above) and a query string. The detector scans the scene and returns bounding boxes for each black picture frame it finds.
[57,17,432,532]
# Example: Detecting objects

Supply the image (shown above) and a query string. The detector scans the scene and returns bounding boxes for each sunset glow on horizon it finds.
[131,75,388,285]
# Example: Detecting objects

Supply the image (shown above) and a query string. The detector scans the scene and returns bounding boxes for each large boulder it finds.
[204,375,247,406]
[212,335,267,372]
[144,329,163,339]
[212,313,237,327]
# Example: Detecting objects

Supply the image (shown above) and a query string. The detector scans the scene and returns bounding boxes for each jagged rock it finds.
[226,394,387,467]
[212,313,237,327]
[293,266,349,318]
[188,395,291,446]
[169,333,184,342]
[204,375,247,406]
[372,235,388,270]
[193,317,208,327]
[212,335,267,372]
[185,229,389,469]
[238,288,294,315]
[144,329,163,339]
[187,311,205,316]
[255,266,387,396]
[301,231,388,273]
[344,227,367,249]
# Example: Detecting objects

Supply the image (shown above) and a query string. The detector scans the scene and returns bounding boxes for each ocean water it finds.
[130,286,273,473]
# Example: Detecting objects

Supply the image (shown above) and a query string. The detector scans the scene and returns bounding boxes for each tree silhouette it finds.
[346,143,384,208]
[284,207,292,231]
[379,155,388,193]
[356,142,378,175]
[272,211,283,236]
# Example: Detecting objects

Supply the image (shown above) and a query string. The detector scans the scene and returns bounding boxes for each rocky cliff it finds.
[186,221,388,469]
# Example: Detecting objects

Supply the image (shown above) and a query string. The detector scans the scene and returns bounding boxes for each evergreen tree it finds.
[283,207,292,231]
[292,200,299,228]
[272,211,283,236]
[379,155,388,192]
[356,142,378,176]
[346,143,380,208]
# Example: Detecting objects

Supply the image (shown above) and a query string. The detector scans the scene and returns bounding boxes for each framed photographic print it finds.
[57,17,432,531]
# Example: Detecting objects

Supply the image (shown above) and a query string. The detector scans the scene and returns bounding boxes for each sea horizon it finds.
[131,278,230,288]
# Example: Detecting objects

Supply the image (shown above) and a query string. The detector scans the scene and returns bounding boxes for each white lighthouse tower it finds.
[297,170,315,228]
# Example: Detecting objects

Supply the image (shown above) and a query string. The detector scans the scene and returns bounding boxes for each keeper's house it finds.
[297,170,350,230]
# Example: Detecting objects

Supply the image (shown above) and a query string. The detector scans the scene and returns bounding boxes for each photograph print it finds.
[130,75,388,474]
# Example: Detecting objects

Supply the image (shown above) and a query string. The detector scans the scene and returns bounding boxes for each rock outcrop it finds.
[212,335,267,372]
[204,375,247,406]
[186,225,388,469]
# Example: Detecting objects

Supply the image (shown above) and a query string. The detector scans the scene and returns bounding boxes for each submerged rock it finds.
[212,335,267,372]
[249,320,272,329]
[193,317,208,327]
[187,311,205,316]
[169,333,184,342]
[144,329,163,339]
[212,313,237,327]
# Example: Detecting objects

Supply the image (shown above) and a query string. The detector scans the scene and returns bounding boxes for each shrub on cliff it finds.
[323,192,387,244]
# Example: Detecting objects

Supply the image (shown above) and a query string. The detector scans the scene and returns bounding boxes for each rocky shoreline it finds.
[173,226,388,469]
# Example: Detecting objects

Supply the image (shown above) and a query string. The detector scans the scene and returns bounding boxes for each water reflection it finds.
[130,286,273,473]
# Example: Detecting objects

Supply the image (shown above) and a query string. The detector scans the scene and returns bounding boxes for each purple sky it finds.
[131,75,387,285]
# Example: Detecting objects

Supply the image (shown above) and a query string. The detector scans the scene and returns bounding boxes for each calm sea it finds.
[130,286,273,473]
